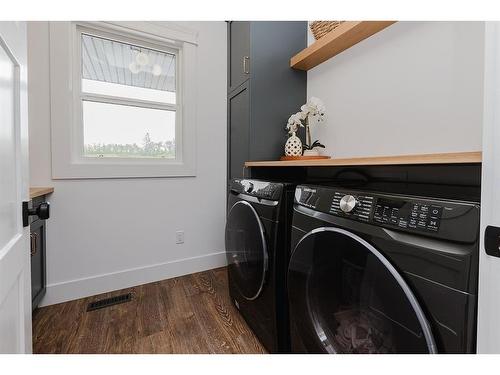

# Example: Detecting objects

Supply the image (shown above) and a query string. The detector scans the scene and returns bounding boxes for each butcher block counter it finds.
[245,152,482,168]
[30,187,54,200]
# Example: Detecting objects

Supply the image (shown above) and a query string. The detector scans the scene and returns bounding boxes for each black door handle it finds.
[485,225,500,258]
[22,201,50,227]
[34,202,50,220]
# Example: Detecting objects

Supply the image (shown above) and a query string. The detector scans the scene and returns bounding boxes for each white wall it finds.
[27,21,227,305]
[478,22,500,354]
[307,22,484,158]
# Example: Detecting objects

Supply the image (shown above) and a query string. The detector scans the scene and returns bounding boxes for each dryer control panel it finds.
[230,179,283,200]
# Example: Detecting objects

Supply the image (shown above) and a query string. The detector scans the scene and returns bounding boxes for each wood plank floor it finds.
[32,267,266,354]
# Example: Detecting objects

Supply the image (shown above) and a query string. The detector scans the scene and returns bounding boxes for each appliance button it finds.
[390,218,398,225]
[428,218,440,227]
[398,219,408,228]
[412,203,419,211]
[420,205,429,213]
[430,206,443,218]
[418,213,428,220]
[417,220,428,228]
[411,211,418,218]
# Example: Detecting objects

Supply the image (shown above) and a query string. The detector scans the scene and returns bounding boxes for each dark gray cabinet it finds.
[228,21,250,93]
[227,21,307,180]
[30,196,48,310]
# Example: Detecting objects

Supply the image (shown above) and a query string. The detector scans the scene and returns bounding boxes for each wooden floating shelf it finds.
[30,187,54,199]
[291,21,397,71]
[245,152,482,168]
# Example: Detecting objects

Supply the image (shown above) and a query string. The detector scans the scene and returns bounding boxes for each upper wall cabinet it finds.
[227,21,307,180]
[228,21,251,92]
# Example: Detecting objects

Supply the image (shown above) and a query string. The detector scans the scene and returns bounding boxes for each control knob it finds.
[339,195,358,213]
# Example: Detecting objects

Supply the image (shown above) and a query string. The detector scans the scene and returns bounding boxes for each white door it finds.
[0,21,32,354]
[478,21,500,353]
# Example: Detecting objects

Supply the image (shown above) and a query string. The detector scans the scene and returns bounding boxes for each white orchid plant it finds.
[286,97,326,152]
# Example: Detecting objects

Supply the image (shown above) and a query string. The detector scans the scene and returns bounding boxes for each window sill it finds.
[52,157,196,179]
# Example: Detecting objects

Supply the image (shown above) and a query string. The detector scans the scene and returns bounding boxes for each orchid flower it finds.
[286,112,305,134]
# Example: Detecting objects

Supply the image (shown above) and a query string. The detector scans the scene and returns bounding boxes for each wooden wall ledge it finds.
[245,152,482,168]
[291,21,396,71]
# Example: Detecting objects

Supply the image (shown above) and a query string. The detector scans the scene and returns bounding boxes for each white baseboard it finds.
[40,251,227,307]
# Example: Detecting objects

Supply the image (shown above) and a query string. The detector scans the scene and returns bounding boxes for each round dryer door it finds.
[288,227,437,354]
[225,201,268,300]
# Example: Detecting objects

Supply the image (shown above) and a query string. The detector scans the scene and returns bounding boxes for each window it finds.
[80,33,177,159]
[49,22,197,178]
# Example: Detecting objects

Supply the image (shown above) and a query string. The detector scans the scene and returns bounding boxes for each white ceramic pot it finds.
[285,132,303,156]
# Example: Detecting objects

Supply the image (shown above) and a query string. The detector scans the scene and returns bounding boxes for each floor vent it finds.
[86,293,132,312]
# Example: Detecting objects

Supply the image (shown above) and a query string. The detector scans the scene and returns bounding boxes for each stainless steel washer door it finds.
[225,200,268,300]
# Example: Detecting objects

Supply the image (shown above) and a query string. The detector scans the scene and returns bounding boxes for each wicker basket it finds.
[309,21,344,40]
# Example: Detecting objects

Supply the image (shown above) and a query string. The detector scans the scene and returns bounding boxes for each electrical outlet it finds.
[175,231,184,244]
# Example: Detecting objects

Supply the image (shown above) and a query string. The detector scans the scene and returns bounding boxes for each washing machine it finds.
[288,183,480,353]
[225,178,295,353]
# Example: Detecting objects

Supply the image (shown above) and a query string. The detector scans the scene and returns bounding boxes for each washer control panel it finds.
[294,185,479,243]
[373,198,443,232]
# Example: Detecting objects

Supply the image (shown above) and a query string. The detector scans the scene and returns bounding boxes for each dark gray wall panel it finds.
[250,21,307,161]
[227,21,307,181]
[228,82,250,179]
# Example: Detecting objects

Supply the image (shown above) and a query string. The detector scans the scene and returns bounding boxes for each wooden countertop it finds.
[30,187,54,199]
[245,151,482,168]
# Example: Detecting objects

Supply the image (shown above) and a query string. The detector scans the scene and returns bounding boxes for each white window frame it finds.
[49,21,198,179]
